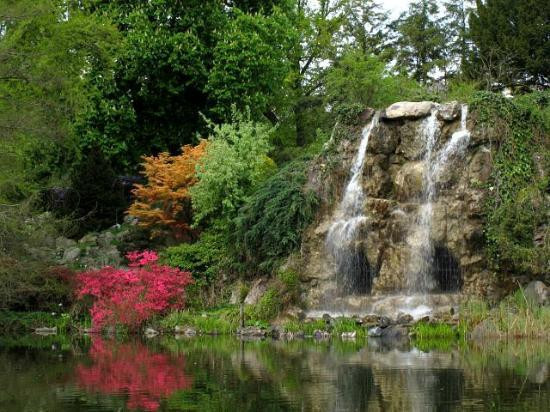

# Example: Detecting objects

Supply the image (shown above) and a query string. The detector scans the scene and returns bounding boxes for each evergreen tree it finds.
[340,0,390,56]
[390,0,446,84]
[443,0,475,77]
[469,0,550,87]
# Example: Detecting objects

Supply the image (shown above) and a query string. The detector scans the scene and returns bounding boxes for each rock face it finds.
[288,101,501,309]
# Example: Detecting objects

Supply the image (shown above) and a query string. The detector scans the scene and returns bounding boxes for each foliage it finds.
[207,9,295,121]
[246,288,282,322]
[0,205,74,311]
[160,229,229,309]
[325,50,426,110]
[75,250,192,330]
[470,91,549,275]
[234,161,318,272]
[191,111,274,225]
[128,141,208,239]
[469,0,549,87]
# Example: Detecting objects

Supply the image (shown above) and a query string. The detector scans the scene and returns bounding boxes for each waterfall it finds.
[326,113,380,294]
[406,105,470,293]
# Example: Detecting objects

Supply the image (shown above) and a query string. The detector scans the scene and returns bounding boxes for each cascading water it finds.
[406,105,471,293]
[326,113,380,295]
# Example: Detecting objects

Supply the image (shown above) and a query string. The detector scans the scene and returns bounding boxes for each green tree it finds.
[325,50,424,109]
[443,0,475,77]
[469,0,550,87]
[340,0,389,56]
[390,0,446,83]
[206,9,295,123]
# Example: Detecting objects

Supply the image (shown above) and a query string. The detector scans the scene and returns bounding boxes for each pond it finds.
[0,335,548,411]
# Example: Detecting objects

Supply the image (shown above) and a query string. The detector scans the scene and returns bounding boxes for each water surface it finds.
[1,335,548,411]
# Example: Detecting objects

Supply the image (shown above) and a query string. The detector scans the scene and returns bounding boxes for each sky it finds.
[381,0,413,18]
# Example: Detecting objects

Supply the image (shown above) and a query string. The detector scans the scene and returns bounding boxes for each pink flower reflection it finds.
[76,338,192,411]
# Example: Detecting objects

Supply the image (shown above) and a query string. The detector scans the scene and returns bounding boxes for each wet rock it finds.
[322,313,332,324]
[437,101,460,121]
[368,326,382,337]
[378,316,393,328]
[393,161,424,201]
[237,326,267,337]
[362,314,380,325]
[396,313,414,325]
[382,101,435,120]
[35,327,57,335]
[523,281,549,306]
[175,326,196,336]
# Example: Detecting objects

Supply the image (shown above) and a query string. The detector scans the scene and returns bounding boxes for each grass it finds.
[282,317,366,339]
[160,306,241,335]
[411,322,458,340]
[460,287,550,338]
[0,310,72,334]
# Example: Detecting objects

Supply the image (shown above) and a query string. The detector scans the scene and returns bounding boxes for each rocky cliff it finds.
[288,101,502,309]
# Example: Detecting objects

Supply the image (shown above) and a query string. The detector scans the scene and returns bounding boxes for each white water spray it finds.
[406,105,471,292]
[326,113,379,294]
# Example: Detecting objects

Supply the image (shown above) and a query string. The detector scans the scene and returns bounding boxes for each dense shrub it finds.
[190,111,275,225]
[160,229,229,309]
[470,91,549,276]
[128,141,208,239]
[76,250,192,330]
[234,161,319,272]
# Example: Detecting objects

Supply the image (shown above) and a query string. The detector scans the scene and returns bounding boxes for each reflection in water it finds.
[76,338,192,411]
[0,335,548,411]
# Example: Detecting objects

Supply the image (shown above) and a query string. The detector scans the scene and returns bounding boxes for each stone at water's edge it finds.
[382,101,435,120]
[437,101,461,121]
[523,281,549,306]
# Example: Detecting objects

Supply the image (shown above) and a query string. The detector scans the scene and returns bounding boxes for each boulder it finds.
[393,161,424,200]
[382,101,435,120]
[244,278,268,305]
[437,101,460,121]
[62,246,81,263]
[396,313,414,325]
[56,237,76,250]
[523,281,549,306]
[237,326,267,337]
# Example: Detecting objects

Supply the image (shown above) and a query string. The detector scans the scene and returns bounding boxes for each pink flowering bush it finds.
[76,250,192,330]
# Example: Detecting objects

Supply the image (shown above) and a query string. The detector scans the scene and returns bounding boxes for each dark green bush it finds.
[470,91,549,275]
[234,160,319,273]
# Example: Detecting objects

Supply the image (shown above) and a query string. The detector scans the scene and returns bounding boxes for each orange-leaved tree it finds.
[128,140,208,238]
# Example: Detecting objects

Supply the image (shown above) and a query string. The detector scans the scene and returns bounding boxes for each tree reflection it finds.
[76,338,192,411]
